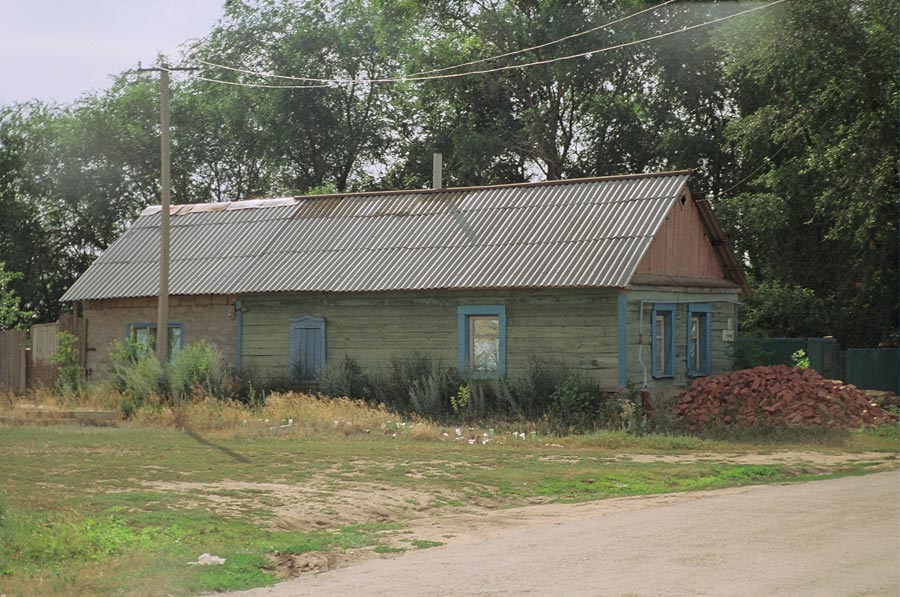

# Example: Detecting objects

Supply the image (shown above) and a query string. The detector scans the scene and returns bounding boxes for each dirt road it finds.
[226,471,899,596]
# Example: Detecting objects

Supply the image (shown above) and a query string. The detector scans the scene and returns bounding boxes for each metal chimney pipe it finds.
[432,153,442,189]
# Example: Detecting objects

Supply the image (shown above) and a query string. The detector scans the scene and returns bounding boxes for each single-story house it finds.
[60,170,749,391]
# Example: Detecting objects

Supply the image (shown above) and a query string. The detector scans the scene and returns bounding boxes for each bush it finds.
[504,357,569,418]
[167,340,225,401]
[366,354,462,418]
[546,375,618,435]
[116,356,166,417]
[108,338,146,393]
[50,332,82,394]
[316,356,371,400]
[108,339,226,416]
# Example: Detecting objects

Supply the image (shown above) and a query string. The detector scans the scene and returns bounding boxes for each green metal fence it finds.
[734,337,805,369]
[806,337,841,379]
[844,349,899,394]
[735,338,896,393]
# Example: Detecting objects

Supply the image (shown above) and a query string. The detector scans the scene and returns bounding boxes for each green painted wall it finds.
[621,289,740,392]
[240,288,620,386]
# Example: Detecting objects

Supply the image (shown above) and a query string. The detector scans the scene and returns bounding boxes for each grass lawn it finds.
[0,422,897,596]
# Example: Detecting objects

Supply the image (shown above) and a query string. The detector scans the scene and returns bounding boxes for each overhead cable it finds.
[188,0,786,88]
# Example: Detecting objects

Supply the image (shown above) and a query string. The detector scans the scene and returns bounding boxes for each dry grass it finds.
[131,392,444,440]
[0,386,444,440]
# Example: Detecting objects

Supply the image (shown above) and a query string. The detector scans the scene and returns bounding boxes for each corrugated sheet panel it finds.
[60,172,690,301]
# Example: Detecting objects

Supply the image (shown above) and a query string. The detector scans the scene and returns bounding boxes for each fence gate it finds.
[0,329,27,394]
[807,337,840,379]
[30,322,62,389]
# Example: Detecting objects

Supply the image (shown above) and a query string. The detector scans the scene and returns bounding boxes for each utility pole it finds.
[136,61,195,362]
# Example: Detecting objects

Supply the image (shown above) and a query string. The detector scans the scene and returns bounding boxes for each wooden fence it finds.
[0,329,27,394]
[30,322,61,389]
[0,315,86,394]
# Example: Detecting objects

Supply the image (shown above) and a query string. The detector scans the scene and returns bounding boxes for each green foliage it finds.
[791,349,810,370]
[406,360,460,418]
[546,376,618,435]
[502,357,570,419]
[0,0,893,351]
[618,398,647,436]
[363,354,462,418]
[167,340,225,401]
[115,355,166,417]
[719,0,898,347]
[738,281,828,340]
[49,331,82,394]
[0,507,161,568]
[109,340,228,415]
[0,263,31,330]
[449,384,471,418]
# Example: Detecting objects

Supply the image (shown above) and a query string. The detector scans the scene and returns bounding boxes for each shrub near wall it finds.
[109,340,226,417]
[312,354,634,432]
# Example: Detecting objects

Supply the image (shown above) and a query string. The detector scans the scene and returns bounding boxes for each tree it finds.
[717,0,899,346]
[0,263,31,330]
[384,0,737,189]
[191,0,415,194]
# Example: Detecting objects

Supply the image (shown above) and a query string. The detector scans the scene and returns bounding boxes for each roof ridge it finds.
[140,170,693,216]
[288,169,694,202]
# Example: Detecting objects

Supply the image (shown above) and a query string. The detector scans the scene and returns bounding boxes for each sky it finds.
[0,0,226,105]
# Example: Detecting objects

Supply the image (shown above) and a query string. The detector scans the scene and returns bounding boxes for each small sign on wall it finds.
[722,318,735,342]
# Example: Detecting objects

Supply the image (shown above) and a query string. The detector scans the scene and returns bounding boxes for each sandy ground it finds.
[221,470,900,597]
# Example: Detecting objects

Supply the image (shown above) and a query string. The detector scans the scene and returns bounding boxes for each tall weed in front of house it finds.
[107,339,226,417]
[109,339,166,417]
[316,356,371,401]
[168,340,225,401]
[314,354,463,420]
[50,332,83,395]
[543,375,620,435]
[309,354,642,431]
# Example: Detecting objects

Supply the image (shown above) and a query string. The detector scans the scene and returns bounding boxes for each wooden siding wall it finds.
[241,289,620,386]
[623,289,739,393]
[635,195,724,279]
[82,295,236,380]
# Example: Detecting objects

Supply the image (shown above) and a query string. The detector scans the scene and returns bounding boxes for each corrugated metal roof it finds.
[60,172,691,301]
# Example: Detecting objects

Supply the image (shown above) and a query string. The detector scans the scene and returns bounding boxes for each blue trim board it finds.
[235,300,243,371]
[687,303,711,377]
[650,303,675,378]
[125,321,185,350]
[457,305,506,377]
[617,292,628,387]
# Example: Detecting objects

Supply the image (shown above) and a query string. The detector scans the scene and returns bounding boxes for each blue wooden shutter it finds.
[289,316,325,381]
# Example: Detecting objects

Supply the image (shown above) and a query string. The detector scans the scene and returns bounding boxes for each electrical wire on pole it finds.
[136,61,196,362]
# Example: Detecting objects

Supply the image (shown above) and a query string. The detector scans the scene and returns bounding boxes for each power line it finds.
[193,0,675,84]
[189,0,785,88]
[409,0,677,77]
[189,73,330,90]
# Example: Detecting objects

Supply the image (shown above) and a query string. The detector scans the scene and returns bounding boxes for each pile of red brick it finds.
[676,365,898,430]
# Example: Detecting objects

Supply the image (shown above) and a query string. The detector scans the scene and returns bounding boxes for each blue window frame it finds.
[651,304,675,378]
[457,305,506,377]
[126,322,184,359]
[289,315,325,382]
[687,304,711,377]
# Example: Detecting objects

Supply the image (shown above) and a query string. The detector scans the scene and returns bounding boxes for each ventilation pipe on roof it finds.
[432,153,442,189]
